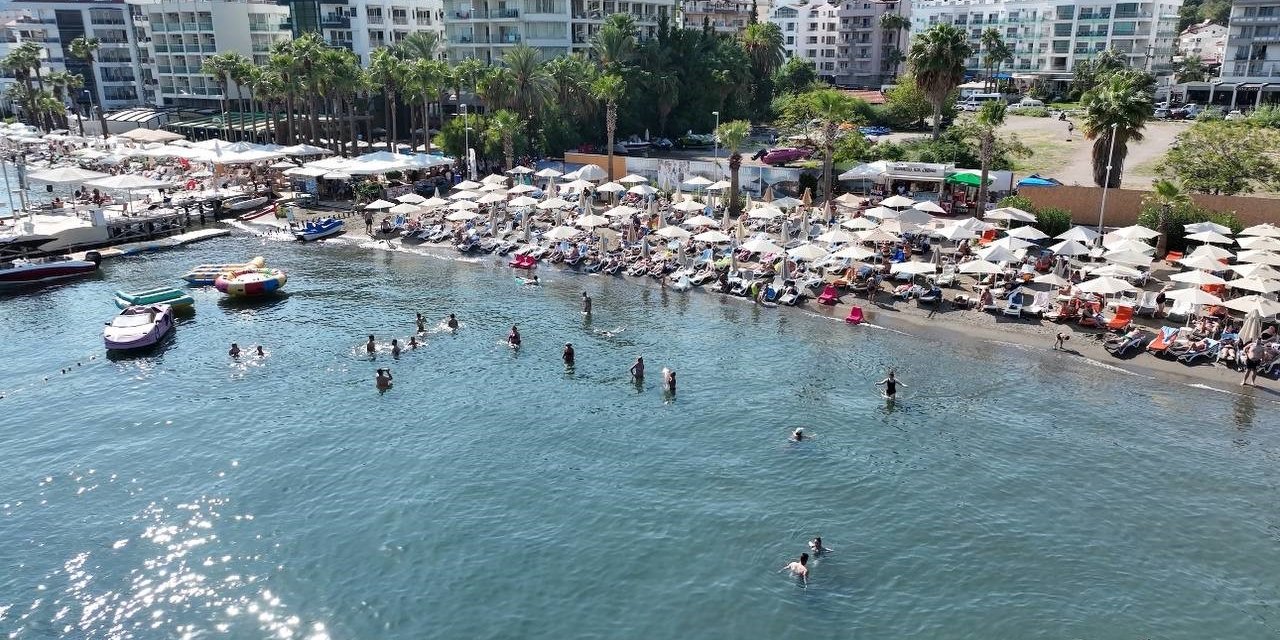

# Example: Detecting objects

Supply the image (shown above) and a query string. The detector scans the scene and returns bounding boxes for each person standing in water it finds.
[508,325,521,347]
[255,345,265,357]
[366,335,377,354]
[876,370,902,399]
[375,368,393,390]
[408,335,419,349]
[663,368,676,394]
[563,342,575,367]
[391,339,401,357]
[416,313,426,333]
[782,553,809,584]
[630,356,644,380]
[809,537,830,555]
[228,343,241,357]
[447,313,459,331]
[791,428,805,442]
[581,292,592,315]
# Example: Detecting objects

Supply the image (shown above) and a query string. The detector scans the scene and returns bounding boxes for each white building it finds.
[0,0,147,113]
[770,0,841,77]
[1170,0,1280,109]
[1178,19,1225,64]
[131,0,290,108]
[680,0,754,33]
[837,0,903,86]
[280,0,446,64]
[442,0,671,63]
[768,0,904,86]
[908,0,1182,84]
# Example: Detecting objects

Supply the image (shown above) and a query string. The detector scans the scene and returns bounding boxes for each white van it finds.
[1018,97,1045,107]
[960,93,1005,111]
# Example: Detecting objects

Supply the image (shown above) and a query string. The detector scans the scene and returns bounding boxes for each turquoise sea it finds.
[2,233,1279,639]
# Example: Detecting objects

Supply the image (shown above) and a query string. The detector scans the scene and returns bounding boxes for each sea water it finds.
[1,234,1278,639]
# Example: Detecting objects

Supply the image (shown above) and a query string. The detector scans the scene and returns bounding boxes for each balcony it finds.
[201,43,217,52]
[1232,14,1280,24]
[321,15,351,28]
[280,20,293,30]
[453,9,521,19]
[1077,14,1111,22]
[169,43,186,52]
[249,22,277,32]
[1230,61,1280,77]
[152,43,168,52]
[368,15,385,24]
[392,16,409,25]
[252,43,271,52]
[1114,12,1151,19]
[495,32,522,43]
[157,65,172,73]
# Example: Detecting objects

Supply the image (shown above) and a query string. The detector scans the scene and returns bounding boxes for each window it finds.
[861,17,869,27]
[807,35,817,43]
[785,22,794,31]
[1054,23,1071,36]
[786,35,794,44]
[533,0,556,12]
[1055,5,1074,20]
[806,50,816,58]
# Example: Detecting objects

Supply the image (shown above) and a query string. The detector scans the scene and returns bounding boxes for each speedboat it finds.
[0,251,100,291]
[103,304,174,350]
[291,217,345,242]
[221,194,270,213]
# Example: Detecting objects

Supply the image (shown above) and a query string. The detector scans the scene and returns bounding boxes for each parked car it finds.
[859,125,891,137]
[1018,97,1045,107]
[1181,103,1202,118]
[1226,109,1246,120]
[1153,107,1172,119]
[760,147,813,166]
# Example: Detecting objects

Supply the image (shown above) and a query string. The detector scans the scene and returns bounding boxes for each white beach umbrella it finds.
[1239,223,1280,237]
[1236,250,1280,266]
[863,205,897,219]
[1228,277,1280,294]
[454,180,483,190]
[618,173,648,184]
[707,180,732,191]
[815,228,858,244]
[1103,250,1154,267]
[1056,226,1101,244]
[1169,270,1227,286]
[450,190,481,200]
[389,203,421,215]
[859,228,899,243]
[1232,263,1280,280]
[891,260,937,276]
[1090,263,1142,278]
[421,196,450,208]
[604,204,639,218]
[1236,236,1280,251]
[364,199,396,210]
[990,236,1034,251]
[655,226,692,240]
[1239,310,1264,343]
[507,165,535,175]
[1164,287,1224,306]
[957,217,997,232]
[1033,272,1071,287]
[977,245,1020,263]
[1108,224,1160,240]
[1189,244,1235,260]
[1178,253,1226,270]
[833,244,875,260]
[1186,230,1234,244]
[958,259,1004,275]
[741,237,785,254]
[534,168,563,178]
[879,194,916,208]
[788,243,829,261]
[1223,294,1280,315]
[771,196,804,209]
[694,229,733,243]
[481,174,508,185]
[684,176,713,187]
[323,171,352,180]
[934,224,977,242]
[683,214,718,227]
[509,195,539,208]
[834,193,867,208]
[878,219,918,235]
[985,206,1037,222]
[748,205,784,220]
[1185,221,1231,235]
[545,225,582,240]
[85,174,170,191]
[675,199,708,213]
[28,166,109,184]
[1077,276,1136,295]
[575,164,608,181]
[445,210,480,221]
[449,199,480,211]
[538,197,574,210]
[895,208,935,225]
[841,217,878,231]
[397,193,427,204]
[479,182,507,192]
[478,192,507,204]
[576,213,611,228]
[561,178,594,192]
[507,184,538,194]
[1005,225,1049,240]
[1049,239,1090,256]
[628,184,658,196]
[912,201,947,214]
[596,181,626,193]
[1103,238,1155,254]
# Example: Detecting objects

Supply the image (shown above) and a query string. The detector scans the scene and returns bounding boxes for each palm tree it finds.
[317,49,358,153]
[60,72,85,136]
[502,44,553,142]
[267,41,300,145]
[1080,69,1154,188]
[2,45,40,125]
[406,58,447,153]
[291,33,327,144]
[974,100,1006,213]
[1175,55,1208,83]
[907,23,972,140]
[1147,178,1190,257]
[741,22,785,77]
[980,28,1002,91]
[68,37,106,138]
[593,14,637,71]
[478,66,515,112]
[808,89,857,203]
[879,13,911,79]
[395,31,443,61]
[201,52,248,140]
[369,47,408,152]
[591,73,625,181]
[486,109,521,170]
[45,70,75,130]
[715,119,750,216]
[545,54,598,124]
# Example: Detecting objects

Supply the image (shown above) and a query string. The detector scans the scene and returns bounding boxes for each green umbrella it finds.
[945,172,986,187]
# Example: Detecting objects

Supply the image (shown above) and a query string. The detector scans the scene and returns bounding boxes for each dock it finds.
[72,228,231,261]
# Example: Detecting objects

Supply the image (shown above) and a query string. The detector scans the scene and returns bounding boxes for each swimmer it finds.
[663,368,676,394]
[366,334,376,354]
[809,537,830,555]
[581,291,592,315]
[563,342,575,366]
[408,335,419,349]
[228,342,241,357]
[508,325,521,347]
[791,428,805,442]
[630,356,644,380]
[416,312,426,333]
[391,338,401,357]
[375,368,393,390]
[526,275,540,286]
[876,370,902,399]
[255,345,265,357]
[782,553,809,584]
[447,313,459,330]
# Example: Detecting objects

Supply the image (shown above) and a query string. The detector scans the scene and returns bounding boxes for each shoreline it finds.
[232,215,1280,404]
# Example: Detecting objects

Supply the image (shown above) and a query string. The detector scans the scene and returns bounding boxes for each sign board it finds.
[885,162,949,180]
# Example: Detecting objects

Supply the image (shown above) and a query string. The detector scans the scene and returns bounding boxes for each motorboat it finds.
[103,304,174,350]
[221,194,270,213]
[0,251,100,290]
[114,286,194,309]
[291,217,345,242]
[182,256,265,285]
[215,267,287,297]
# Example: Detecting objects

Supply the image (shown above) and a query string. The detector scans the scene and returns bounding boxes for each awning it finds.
[167,112,277,135]
[105,108,169,124]
[945,172,986,187]
[1017,173,1061,187]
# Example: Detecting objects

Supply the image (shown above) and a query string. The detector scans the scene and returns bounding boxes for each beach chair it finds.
[1106,306,1134,331]
[1135,291,1158,317]
[817,284,840,305]
[1178,339,1221,364]
[1166,298,1194,321]
[1146,326,1180,354]
[978,228,997,245]
[1022,291,1050,317]
[845,305,865,324]
[1164,250,1183,265]
[1002,291,1024,317]
[935,264,957,287]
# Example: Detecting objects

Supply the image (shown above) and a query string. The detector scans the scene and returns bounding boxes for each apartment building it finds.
[1175,0,1280,108]
[680,0,754,33]
[1178,19,1225,64]
[442,0,671,63]
[768,0,902,86]
[908,0,1182,83]
[132,0,290,108]
[278,0,446,64]
[0,0,147,112]
[770,0,841,76]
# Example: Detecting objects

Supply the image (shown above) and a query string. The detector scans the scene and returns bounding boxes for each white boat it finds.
[103,304,174,350]
[291,217,345,242]
[222,194,270,212]
[0,252,101,290]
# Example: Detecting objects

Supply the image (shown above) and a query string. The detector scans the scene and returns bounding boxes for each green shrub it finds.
[1036,207,1073,238]
[353,180,382,204]
[1246,104,1280,129]
[1197,107,1224,122]
[1008,106,1050,117]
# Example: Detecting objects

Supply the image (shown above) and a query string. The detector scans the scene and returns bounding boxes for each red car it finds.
[760,147,812,166]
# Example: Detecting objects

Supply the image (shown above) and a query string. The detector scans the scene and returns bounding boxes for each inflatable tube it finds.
[215,267,287,297]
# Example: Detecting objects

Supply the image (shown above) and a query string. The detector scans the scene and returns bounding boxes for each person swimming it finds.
[366,335,376,354]
[783,553,809,584]
[508,325,521,347]
[791,428,805,442]
[876,370,902,398]
[630,356,644,380]
[255,345,265,357]
[375,368,393,390]
[663,368,676,394]
[563,342,575,366]
[809,537,830,555]
[408,335,419,349]
[447,313,459,330]
[416,312,426,333]
[228,343,241,357]
[391,338,401,357]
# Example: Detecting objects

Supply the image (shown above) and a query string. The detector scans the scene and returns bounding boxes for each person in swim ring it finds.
[508,325,521,347]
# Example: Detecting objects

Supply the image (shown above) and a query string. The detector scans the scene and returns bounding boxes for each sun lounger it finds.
[817,284,840,305]
[935,264,957,287]
[1146,326,1180,354]
[1166,298,1194,321]
[1135,291,1158,316]
[1106,306,1134,331]
[1105,328,1153,356]
[1164,251,1183,265]
[845,305,864,324]
[1178,339,1221,364]
[1002,291,1024,317]
[1023,291,1051,317]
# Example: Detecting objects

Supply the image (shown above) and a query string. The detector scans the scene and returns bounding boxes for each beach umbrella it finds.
[934,224,976,242]
[1239,223,1280,237]
[1186,230,1234,244]
[1077,276,1136,295]
[863,205,897,219]
[509,195,539,208]
[655,226,692,240]
[389,203,421,215]
[707,180,731,191]
[576,164,607,181]
[534,167,563,178]
[322,171,352,180]
[958,259,1004,275]
[420,196,450,208]
[478,192,507,205]
[880,194,915,208]
[841,217,878,231]
[1049,239,1090,257]
[1223,294,1280,315]
[604,204,639,218]
[736,219,746,243]
[1103,238,1155,254]
[990,236,1034,251]
[482,174,508,185]
[596,181,626,193]
[977,245,1020,263]
[1232,263,1280,280]
[450,190,481,200]
[85,173,170,191]
[878,219,918,235]
[815,228,858,244]
[455,180,483,190]
[364,199,396,210]
[1178,253,1225,270]
[1185,221,1231,235]
[1032,272,1071,287]
[641,237,652,260]
[445,210,480,221]
[507,165,535,175]
[890,260,937,276]
[1056,226,1101,244]
[912,201,947,214]
[576,213,610,228]
[859,228,899,243]
[956,216,997,232]
[449,199,480,210]
[269,160,299,170]
[1164,287,1224,306]
[741,236,784,255]
[1236,236,1280,251]
[1236,250,1280,266]
[479,182,507,192]
[788,243,829,261]
[895,208,935,225]
[683,214,718,227]
[674,199,707,213]
[772,196,803,209]
[618,173,647,184]
[1169,270,1227,286]
[1090,263,1142,278]
[1103,250,1154,267]
[1006,225,1049,240]
[833,244,875,260]
[834,193,867,208]
[538,197,573,210]
[546,225,582,240]
[28,166,109,184]
[985,206,1037,222]
[398,193,426,204]
[1239,310,1264,343]
[694,229,733,243]
[1108,224,1160,240]
[561,178,593,192]
[1228,277,1280,293]
[507,184,538,194]
[684,176,713,188]
[748,205,784,220]
[627,184,658,196]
